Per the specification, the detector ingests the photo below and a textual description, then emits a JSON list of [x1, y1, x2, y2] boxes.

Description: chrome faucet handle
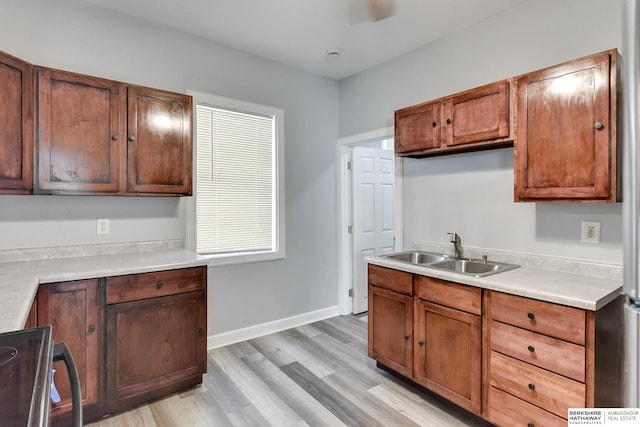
[[447, 232, 459, 243], [482, 255, 488, 264]]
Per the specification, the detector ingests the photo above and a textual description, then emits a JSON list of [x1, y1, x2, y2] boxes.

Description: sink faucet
[[448, 232, 462, 258]]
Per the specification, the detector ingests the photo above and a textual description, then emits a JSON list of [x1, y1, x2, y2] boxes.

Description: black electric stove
[[0, 326, 53, 427]]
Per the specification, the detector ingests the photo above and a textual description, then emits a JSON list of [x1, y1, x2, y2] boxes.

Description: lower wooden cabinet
[[415, 300, 481, 413], [28, 266, 207, 424], [368, 285, 413, 377], [367, 264, 623, 424], [36, 278, 105, 423], [106, 290, 206, 404]]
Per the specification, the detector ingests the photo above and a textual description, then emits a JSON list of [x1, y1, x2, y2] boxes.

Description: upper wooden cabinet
[[126, 86, 192, 195], [514, 49, 619, 202], [36, 67, 192, 196], [0, 50, 34, 194], [37, 68, 122, 194], [395, 80, 514, 157]]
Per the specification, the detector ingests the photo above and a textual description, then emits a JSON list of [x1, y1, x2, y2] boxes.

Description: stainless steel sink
[[382, 251, 446, 265], [429, 259, 519, 277], [380, 251, 519, 277]]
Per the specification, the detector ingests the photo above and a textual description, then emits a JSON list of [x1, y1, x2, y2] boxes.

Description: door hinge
[[348, 288, 354, 297], [348, 225, 353, 234], [347, 160, 353, 171]]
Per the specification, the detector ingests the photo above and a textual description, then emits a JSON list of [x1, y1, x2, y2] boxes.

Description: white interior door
[[352, 146, 395, 314]]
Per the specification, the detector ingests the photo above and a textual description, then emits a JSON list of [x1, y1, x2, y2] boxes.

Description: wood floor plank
[[212, 346, 305, 426], [281, 361, 386, 427], [242, 352, 348, 427], [88, 315, 489, 427]]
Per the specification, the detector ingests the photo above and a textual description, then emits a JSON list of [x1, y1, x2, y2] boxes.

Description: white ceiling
[[83, 0, 526, 80]]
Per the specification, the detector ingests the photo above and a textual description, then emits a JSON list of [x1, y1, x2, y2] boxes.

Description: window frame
[[188, 90, 285, 266]]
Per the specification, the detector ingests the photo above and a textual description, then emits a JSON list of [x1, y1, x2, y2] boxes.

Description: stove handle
[[52, 343, 82, 427]]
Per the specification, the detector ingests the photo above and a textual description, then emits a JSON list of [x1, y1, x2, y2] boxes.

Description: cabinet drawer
[[489, 386, 566, 427], [107, 267, 206, 304], [490, 291, 585, 345], [491, 320, 585, 382], [490, 351, 585, 418], [368, 264, 413, 296], [416, 275, 481, 315]]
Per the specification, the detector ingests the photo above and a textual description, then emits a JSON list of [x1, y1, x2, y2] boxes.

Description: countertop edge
[[365, 256, 623, 311]]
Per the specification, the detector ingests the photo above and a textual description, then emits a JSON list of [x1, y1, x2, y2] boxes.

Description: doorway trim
[[337, 127, 403, 315]]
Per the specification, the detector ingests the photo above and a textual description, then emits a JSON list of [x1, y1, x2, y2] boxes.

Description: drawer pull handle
[[156, 281, 164, 290], [527, 345, 535, 353], [528, 383, 535, 391], [88, 325, 96, 333], [527, 424, 534, 427], [527, 312, 535, 320]]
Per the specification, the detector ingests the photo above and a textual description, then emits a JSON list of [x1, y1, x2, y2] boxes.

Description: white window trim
[[186, 90, 285, 266]]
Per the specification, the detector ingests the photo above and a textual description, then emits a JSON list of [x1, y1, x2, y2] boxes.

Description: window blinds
[[196, 105, 275, 255]]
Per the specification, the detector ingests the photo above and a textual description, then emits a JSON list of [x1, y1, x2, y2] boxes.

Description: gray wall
[[0, 0, 339, 334], [339, 0, 624, 263]]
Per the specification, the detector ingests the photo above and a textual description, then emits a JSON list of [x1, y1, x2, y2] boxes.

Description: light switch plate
[[581, 220, 600, 244]]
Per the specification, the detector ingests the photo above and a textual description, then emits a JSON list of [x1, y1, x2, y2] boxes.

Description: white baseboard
[[207, 305, 342, 350]]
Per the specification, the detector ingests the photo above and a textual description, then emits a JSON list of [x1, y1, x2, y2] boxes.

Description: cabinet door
[[126, 86, 192, 195], [37, 68, 123, 194], [106, 291, 206, 402], [36, 279, 104, 417], [0, 51, 34, 194], [515, 50, 617, 201], [395, 101, 441, 154], [368, 285, 413, 376], [415, 300, 481, 414], [443, 80, 510, 148]]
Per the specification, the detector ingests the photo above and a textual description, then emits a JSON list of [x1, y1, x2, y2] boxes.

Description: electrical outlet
[[581, 220, 600, 244], [96, 218, 110, 235]]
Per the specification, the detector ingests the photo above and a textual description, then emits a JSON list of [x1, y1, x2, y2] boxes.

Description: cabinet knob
[[88, 325, 96, 333], [527, 312, 535, 320], [404, 335, 409, 341], [198, 328, 205, 337], [527, 345, 535, 353], [594, 122, 604, 130], [446, 118, 452, 125], [112, 135, 119, 141], [432, 121, 437, 128], [156, 281, 164, 290], [528, 424, 534, 427], [528, 383, 536, 391], [128, 135, 136, 141], [418, 341, 424, 346]]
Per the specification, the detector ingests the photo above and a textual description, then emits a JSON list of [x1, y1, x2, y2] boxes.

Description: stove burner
[[0, 346, 18, 366]]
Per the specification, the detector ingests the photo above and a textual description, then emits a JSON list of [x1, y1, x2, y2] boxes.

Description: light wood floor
[[88, 315, 490, 426]]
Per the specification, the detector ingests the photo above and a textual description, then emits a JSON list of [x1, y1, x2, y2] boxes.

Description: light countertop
[[0, 249, 209, 333], [366, 255, 622, 311]]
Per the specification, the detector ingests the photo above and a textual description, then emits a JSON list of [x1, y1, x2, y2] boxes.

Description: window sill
[[199, 250, 285, 267]]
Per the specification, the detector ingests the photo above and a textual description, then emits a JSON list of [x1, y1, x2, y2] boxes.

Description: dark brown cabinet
[[414, 276, 482, 414], [126, 86, 192, 195], [395, 101, 441, 155], [36, 68, 122, 194], [368, 264, 413, 377], [514, 49, 620, 202], [394, 80, 513, 157], [105, 268, 206, 409], [36, 67, 192, 196], [35, 279, 105, 421], [368, 265, 482, 414], [29, 266, 206, 424], [0, 50, 34, 194]]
